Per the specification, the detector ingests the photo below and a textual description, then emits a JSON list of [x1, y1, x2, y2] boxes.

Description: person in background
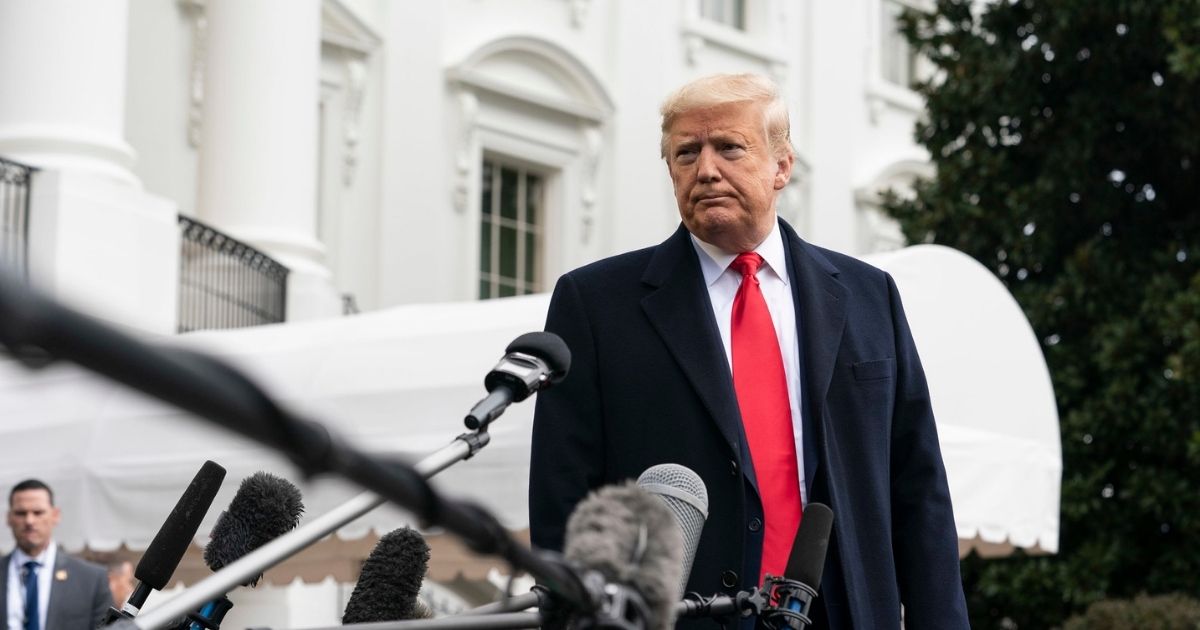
[[3, 480, 111, 630], [105, 559, 134, 609]]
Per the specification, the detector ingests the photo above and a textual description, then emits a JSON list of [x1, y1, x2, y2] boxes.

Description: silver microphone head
[[636, 463, 709, 598]]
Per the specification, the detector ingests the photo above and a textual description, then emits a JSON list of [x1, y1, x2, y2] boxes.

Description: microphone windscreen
[[784, 502, 834, 589], [506, 332, 571, 383], [564, 482, 684, 630], [636, 463, 708, 599], [135, 461, 227, 590], [342, 527, 432, 624], [202, 471, 304, 586]]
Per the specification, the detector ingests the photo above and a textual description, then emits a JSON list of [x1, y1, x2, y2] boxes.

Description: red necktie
[[730, 252, 802, 582]]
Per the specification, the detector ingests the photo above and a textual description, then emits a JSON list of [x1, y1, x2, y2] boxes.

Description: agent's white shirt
[[7, 541, 56, 630]]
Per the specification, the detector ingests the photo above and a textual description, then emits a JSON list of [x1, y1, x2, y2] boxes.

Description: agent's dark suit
[[529, 219, 969, 629], [1, 548, 111, 630]]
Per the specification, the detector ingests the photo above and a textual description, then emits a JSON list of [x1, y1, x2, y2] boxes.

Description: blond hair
[[659, 73, 793, 160]]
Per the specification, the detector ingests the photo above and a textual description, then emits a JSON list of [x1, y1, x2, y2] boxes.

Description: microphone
[[762, 503, 834, 630], [182, 472, 304, 630], [465, 332, 571, 429], [342, 527, 432, 624], [635, 464, 708, 600], [562, 481, 685, 630], [104, 461, 227, 623]]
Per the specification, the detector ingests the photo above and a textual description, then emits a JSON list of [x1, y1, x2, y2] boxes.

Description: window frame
[[866, 0, 933, 120], [478, 155, 547, 299]]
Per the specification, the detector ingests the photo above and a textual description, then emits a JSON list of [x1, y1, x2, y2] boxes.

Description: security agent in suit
[[529, 74, 970, 629], [3, 480, 111, 630]]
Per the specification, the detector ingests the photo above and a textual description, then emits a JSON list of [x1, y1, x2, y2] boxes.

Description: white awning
[[0, 244, 1059, 575], [865, 245, 1061, 555]]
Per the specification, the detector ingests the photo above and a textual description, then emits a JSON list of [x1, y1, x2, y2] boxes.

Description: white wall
[[4, 0, 933, 324], [125, 0, 200, 215], [114, 0, 932, 316]]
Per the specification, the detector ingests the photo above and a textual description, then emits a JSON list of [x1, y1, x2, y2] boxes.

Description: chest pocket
[[852, 358, 895, 381]]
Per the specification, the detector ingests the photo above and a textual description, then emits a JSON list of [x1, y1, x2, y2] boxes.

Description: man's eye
[[722, 144, 744, 153]]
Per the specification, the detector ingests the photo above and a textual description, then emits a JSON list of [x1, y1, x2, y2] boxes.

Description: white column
[[0, 0, 138, 185], [197, 0, 340, 320], [0, 0, 179, 334]]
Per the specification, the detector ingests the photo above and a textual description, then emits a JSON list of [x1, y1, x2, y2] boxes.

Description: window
[[699, 0, 746, 30], [881, 0, 920, 88], [854, 160, 932, 255], [479, 158, 544, 299]]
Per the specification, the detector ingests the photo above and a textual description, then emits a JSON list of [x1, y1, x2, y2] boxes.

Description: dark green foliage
[[885, 1, 1200, 627], [1063, 593, 1200, 630]]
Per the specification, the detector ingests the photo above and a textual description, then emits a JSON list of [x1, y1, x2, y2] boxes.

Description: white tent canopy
[[0, 244, 1059, 567], [872, 245, 1060, 555]]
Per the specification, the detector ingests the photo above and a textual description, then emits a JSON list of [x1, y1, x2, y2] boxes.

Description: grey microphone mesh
[[636, 463, 709, 598]]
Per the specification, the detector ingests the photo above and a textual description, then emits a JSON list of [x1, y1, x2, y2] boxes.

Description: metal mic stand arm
[[676, 587, 768, 621], [461, 587, 546, 615], [124, 430, 490, 630], [251, 611, 545, 630]]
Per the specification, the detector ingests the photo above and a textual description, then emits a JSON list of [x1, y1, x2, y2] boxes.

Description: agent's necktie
[[730, 252, 802, 582], [23, 560, 40, 630]]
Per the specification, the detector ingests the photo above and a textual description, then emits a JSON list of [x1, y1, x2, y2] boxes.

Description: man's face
[[7, 489, 60, 556], [108, 561, 135, 606], [665, 101, 793, 253]]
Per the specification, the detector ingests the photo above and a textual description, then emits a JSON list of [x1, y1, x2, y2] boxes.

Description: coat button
[[720, 570, 739, 588], [730, 460, 739, 476], [748, 517, 762, 532]]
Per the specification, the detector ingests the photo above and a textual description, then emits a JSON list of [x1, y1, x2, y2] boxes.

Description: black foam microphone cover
[[203, 471, 304, 586], [342, 527, 432, 624], [506, 331, 571, 384], [135, 460, 227, 590], [784, 503, 834, 589]]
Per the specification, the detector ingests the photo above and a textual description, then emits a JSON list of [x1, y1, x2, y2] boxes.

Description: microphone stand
[[261, 588, 763, 630], [130, 430, 491, 630], [676, 588, 768, 621], [252, 612, 545, 630], [461, 589, 544, 615], [0, 276, 594, 630]]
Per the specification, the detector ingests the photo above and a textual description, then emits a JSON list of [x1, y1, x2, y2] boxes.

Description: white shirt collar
[[12, 541, 54, 569], [689, 217, 789, 287]]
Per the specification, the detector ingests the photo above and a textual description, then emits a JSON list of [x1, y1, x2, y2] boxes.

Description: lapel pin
[[55, 569, 68, 581]]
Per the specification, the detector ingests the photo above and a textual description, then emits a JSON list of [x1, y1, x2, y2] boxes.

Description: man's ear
[[774, 151, 795, 190]]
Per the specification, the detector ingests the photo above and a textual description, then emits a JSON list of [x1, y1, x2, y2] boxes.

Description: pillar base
[[0, 124, 140, 187], [224, 226, 344, 322], [27, 170, 178, 334]]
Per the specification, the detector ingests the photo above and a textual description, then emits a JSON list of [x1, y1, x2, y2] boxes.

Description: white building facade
[[0, 0, 943, 625], [1, 0, 931, 332]]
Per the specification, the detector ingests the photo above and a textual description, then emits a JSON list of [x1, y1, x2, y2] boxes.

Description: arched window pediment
[[447, 36, 613, 124]]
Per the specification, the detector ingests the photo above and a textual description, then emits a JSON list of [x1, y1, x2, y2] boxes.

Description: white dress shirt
[[690, 219, 807, 504], [7, 542, 55, 630]]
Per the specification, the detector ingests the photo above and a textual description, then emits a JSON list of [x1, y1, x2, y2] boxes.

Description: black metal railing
[[1, 156, 36, 278], [178, 215, 288, 333]]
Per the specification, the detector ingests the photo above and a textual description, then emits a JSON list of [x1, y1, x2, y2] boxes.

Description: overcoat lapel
[[640, 226, 748, 469], [779, 220, 847, 496], [44, 547, 69, 630], [0, 553, 8, 623]]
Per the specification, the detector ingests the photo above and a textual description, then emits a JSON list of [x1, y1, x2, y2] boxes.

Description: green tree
[[886, 1, 1200, 627]]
